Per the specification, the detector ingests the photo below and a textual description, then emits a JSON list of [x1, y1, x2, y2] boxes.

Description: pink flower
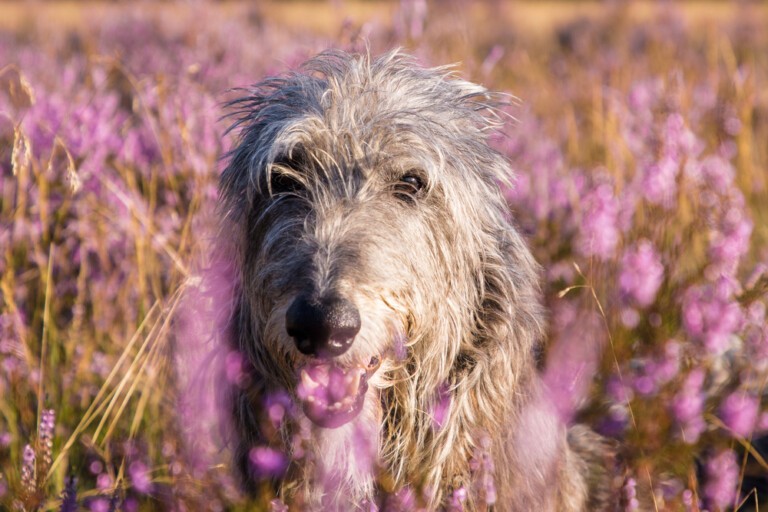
[[671, 370, 706, 444], [623, 477, 639, 511], [430, 382, 452, 429], [682, 281, 743, 354], [249, 447, 288, 478], [128, 461, 152, 494], [703, 450, 739, 509], [619, 240, 664, 307], [89, 498, 110, 512], [719, 392, 759, 438], [576, 183, 620, 260]]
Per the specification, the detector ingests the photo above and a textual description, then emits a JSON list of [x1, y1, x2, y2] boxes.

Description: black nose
[[286, 295, 361, 357]]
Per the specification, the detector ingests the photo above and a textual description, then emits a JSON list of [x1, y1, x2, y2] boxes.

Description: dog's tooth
[[346, 370, 361, 395], [301, 369, 319, 390]]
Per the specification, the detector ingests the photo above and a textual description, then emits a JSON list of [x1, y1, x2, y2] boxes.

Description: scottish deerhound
[[218, 49, 617, 510]]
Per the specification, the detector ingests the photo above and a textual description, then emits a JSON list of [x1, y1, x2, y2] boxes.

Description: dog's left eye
[[393, 173, 426, 201], [269, 173, 303, 195]]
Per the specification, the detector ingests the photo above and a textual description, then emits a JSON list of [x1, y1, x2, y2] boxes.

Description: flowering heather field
[[1, 1, 768, 510]]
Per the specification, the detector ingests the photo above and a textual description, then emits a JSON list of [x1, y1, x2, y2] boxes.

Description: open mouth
[[296, 356, 381, 428]]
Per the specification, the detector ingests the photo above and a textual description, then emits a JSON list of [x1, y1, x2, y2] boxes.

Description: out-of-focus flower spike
[[59, 476, 78, 512]]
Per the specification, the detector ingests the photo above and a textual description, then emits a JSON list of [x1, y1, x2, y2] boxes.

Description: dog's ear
[[447, 187, 546, 437], [479, 223, 543, 361]]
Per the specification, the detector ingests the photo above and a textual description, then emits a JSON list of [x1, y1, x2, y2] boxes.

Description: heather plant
[[1, 2, 767, 510]]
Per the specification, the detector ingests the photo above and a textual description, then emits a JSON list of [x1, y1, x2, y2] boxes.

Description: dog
[[216, 49, 617, 511]]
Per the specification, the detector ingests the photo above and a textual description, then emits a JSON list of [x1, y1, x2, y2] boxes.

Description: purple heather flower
[[719, 391, 759, 438], [350, 423, 378, 479], [606, 376, 634, 403], [249, 447, 288, 478], [623, 477, 639, 511], [621, 308, 640, 328], [89, 460, 103, 475], [122, 497, 139, 512], [627, 78, 663, 113], [21, 443, 36, 494], [633, 375, 655, 396], [619, 239, 664, 307], [224, 350, 247, 386], [743, 301, 768, 362], [89, 498, 110, 512], [387, 486, 419, 511], [38, 408, 55, 470], [703, 450, 739, 509], [544, 303, 604, 421], [576, 182, 620, 260], [265, 391, 293, 428], [758, 412, 768, 433], [96, 473, 113, 490], [467, 437, 497, 505], [697, 155, 736, 190], [23, 443, 35, 464], [481, 45, 505, 77], [430, 382, 452, 429], [664, 113, 701, 157], [724, 116, 742, 136], [746, 301, 766, 325], [394, 0, 428, 39], [708, 203, 752, 278], [446, 486, 467, 511], [682, 281, 743, 354], [681, 489, 697, 510], [640, 156, 679, 208], [128, 461, 152, 494], [671, 369, 706, 444], [629, 341, 682, 399]]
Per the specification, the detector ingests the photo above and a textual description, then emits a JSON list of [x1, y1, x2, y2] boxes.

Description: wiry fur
[[218, 49, 618, 511]]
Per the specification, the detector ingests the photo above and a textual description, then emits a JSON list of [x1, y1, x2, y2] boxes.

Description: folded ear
[[391, 188, 545, 505], [445, 221, 545, 442]]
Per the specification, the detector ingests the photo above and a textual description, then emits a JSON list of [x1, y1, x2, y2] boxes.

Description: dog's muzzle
[[286, 294, 382, 428]]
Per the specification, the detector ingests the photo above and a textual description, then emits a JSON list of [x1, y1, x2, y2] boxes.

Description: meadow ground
[[1, 1, 767, 510]]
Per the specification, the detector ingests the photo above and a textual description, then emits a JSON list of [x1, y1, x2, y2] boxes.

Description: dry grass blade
[[37, 243, 55, 438], [98, 174, 189, 277], [46, 301, 161, 480], [98, 287, 184, 447]]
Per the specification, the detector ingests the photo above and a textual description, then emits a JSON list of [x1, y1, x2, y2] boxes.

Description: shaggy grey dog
[[218, 49, 617, 511]]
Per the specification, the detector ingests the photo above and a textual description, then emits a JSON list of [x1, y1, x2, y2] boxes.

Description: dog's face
[[245, 144, 442, 428], [221, 51, 540, 436]]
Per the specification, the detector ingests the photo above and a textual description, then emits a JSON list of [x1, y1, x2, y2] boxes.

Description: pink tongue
[[298, 364, 359, 404], [296, 363, 367, 428], [328, 367, 351, 402]]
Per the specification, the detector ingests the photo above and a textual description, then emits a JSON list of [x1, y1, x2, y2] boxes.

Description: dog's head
[[219, 50, 543, 441]]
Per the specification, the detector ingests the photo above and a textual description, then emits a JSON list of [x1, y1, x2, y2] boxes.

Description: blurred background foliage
[[0, 1, 767, 510]]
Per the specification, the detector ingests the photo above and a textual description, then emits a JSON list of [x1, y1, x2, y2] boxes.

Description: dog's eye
[[269, 172, 303, 196], [393, 173, 426, 202]]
